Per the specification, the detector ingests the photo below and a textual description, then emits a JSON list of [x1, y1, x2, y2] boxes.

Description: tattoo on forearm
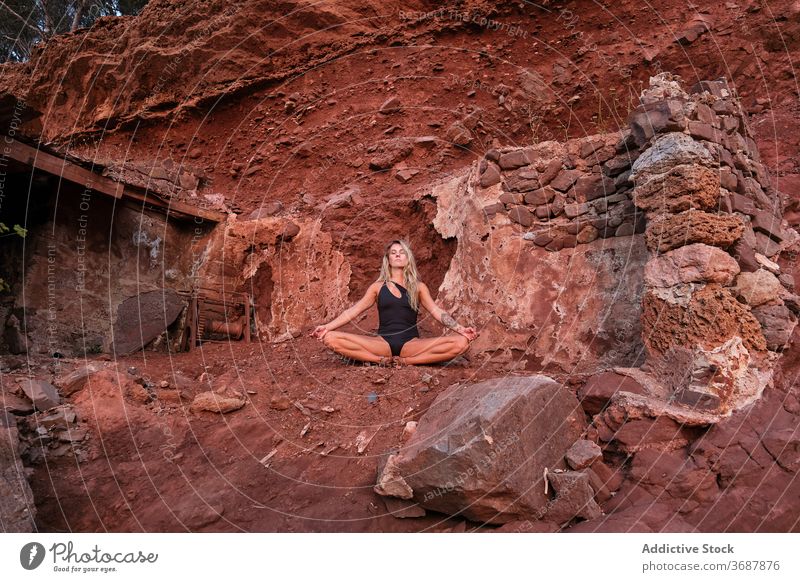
[[441, 311, 460, 330]]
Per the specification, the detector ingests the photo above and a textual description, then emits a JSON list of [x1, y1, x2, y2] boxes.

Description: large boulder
[[111, 289, 185, 355], [374, 375, 586, 524], [20, 379, 61, 411]]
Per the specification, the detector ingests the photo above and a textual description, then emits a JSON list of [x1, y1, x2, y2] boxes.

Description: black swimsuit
[[377, 282, 420, 356]]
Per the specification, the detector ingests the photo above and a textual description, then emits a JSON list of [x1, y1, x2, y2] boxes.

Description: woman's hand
[[457, 326, 479, 342], [310, 325, 331, 341]]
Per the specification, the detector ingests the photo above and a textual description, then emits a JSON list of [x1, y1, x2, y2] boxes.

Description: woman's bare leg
[[323, 331, 392, 363], [397, 334, 469, 365]]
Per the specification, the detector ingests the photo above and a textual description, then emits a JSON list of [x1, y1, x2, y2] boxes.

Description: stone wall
[[479, 131, 644, 250], [628, 74, 798, 416]]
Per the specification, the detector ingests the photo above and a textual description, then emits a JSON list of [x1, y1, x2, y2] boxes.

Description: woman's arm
[[417, 282, 478, 340], [311, 281, 380, 338]]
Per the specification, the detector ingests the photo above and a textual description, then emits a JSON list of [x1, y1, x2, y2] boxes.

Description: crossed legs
[[323, 331, 469, 365]]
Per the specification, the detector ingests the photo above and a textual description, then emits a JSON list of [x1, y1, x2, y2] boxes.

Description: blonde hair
[[376, 239, 420, 311]]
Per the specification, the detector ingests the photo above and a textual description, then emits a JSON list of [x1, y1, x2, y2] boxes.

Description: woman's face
[[387, 243, 409, 269]]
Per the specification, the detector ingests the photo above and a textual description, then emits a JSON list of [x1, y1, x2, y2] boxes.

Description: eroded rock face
[[429, 142, 648, 372], [646, 284, 766, 355], [633, 163, 721, 215], [198, 215, 351, 342], [374, 375, 586, 524]]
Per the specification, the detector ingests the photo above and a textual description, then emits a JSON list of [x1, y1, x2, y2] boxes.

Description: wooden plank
[[244, 294, 251, 343], [5, 138, 122, 198], [186, 295, 198, 352], [4, 136, 225, 223], [120, 185, 225, 223], [198, 287, 247, 304]]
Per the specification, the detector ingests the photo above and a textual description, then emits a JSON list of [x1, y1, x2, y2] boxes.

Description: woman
[[310, 239, 478, 366]]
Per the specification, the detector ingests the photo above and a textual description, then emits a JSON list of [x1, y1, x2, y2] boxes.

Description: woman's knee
[[323, 331, 339, 349], [454, 334, 469, 354]]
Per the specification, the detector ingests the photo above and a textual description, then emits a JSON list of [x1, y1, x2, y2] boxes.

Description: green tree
[[0, 1, 149, 62]]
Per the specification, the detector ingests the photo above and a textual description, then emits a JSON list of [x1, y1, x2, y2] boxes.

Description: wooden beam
[[4, 137, 122, 198], [120, 185, 224, 223], [2, 136, 226, 223]]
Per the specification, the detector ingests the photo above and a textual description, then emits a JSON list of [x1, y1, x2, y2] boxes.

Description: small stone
[[483, 202, 504, 217], [395, 168, 420, 183], [38, 405, 77, 429], [577, 225, 599, 244], [546, 470, 603, 523], [523, 187, 556, 206], [565, 440, 603, 470], [563, 202, 590, 219], [270, 394, 291, 410], [479, 163, 501, 188], [56, 363, 104, 397], [549, 169, 581, 192], [508, 206, 533, 227], [733, 270, 784, 306], [383, 496, 426, 518], [615, 222, 635, 237], [499, 192, 524, 206], [402, 421, 418, 442], [498, 149, 531, 170], [779, 273, 795, 291], [445, 122, 472, 146], [190, 391, 246, 414], [751, 304, 797, 351], [754, 253, 780, 274], [379, 96, 401, 114]]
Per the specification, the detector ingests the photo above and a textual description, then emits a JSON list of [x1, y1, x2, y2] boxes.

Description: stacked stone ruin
[[479, 128, 645, 251], [629, 75, 797, 417]]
